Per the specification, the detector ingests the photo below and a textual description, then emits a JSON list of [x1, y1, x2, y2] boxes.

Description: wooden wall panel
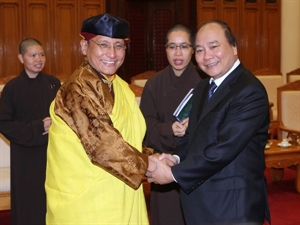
[[220, 1, 240, 38], [25, 0, 52, 73], [240, 3, 261, 71], [196, 0, 218, 27], [0, 1, 23, 81], [148, 1, 175, 72], [197, 0, 281, 73], [25, 1, 50, 40], [108, 0, 195, 81], [81, 1, 105, 19], [0, 0, 105, 84], [53, 1, 78, 78], [127, 5, 147, 76], [262, 2, 280, 71], [151, 8, 173, 71], [0, 0, 281, 84]]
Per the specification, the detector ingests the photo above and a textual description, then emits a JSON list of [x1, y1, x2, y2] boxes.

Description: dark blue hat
[[80, 13, 130, 43]]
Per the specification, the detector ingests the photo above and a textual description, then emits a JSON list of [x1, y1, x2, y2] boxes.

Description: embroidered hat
[[80, 13, 130, 43]]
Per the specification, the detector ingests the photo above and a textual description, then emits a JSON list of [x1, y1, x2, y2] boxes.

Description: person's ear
[[18, 54, 24, 64], [232, 46, 238, 56], [80, 40, 88, 55]]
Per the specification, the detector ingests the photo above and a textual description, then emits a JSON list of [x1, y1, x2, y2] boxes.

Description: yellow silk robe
[[45, 59, 149, 224]]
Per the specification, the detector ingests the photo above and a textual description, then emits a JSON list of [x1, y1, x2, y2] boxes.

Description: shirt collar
[[210, 59, 240, 87]]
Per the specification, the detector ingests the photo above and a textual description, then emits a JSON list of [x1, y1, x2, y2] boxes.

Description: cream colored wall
[[0, 134, 10, 168], [281, 0, 300, 82], [0, 85, 10, 168]]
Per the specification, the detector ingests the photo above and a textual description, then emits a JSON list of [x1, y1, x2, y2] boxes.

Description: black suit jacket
[[172, 63, 271, 225]]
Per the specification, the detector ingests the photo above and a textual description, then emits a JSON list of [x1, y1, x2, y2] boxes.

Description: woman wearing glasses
[[45, 14, 150, 224], [140, 24, 202, 225]]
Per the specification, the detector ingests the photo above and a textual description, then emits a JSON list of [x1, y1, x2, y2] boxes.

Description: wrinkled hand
[[147, 153, 177, 172], [147, 153, 160, 172], [172, 118, 189, 137], [146, 154, 176, 185], [42, 117, 52, 135], [159, 153, 178, 166]]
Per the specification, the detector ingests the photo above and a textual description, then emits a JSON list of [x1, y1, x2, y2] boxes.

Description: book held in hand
[[173, 88, 194, 122]]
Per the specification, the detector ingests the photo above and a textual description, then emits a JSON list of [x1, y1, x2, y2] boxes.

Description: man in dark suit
[[146, 20, 271, 225]]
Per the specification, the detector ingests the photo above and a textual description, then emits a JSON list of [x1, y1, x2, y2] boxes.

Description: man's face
[[195, 23, 237, 79], [18, 45, 46, 78], [165, 30, 194, 77], [80, 35, 126, 76]]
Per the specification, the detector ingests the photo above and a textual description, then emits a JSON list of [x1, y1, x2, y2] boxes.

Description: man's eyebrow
[[195, 40, 219, 48], [207, 40, 218, 45]]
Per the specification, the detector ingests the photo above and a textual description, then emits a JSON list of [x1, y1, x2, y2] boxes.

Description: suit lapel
[[197, 64, 246, 124], [196, 83, 210, 120], [187, 79, 207, 137], [198, 85, 230, 123]]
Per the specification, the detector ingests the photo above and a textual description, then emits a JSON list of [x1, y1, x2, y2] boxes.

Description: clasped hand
[[146, 153, 177, 185]]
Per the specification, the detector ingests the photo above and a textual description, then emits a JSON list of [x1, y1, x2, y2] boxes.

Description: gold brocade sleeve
[[54, 62, 148, 189]]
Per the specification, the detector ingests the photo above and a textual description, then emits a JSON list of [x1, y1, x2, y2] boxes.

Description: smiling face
[[166, 30, 194, 77], [18, 44, 46, 78], [80, 35, 126, 76], [195, 22, 238, 79]]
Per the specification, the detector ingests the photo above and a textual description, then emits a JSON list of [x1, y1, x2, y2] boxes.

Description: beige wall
[[281, 0, 300, 81], [0, 85, 10, 167], [0, 134, 10, 168]]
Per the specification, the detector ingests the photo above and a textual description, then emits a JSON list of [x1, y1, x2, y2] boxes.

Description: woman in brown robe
[[0, 38, 61, 225], [140, 24, 202, 225]]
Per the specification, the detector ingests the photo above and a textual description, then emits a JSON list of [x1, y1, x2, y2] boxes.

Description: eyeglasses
[[165, 44, 193, 51], [89, 39, 126, 52]]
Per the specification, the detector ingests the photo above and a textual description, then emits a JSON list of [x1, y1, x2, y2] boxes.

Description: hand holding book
[[173, 88, 194, 122], [172, 118, 189, 137]]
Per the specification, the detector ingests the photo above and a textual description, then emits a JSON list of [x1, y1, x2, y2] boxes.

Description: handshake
[[145, 153, 178, 185]]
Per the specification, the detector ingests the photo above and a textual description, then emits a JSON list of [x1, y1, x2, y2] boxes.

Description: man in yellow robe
[[45, 13, 150, 224]]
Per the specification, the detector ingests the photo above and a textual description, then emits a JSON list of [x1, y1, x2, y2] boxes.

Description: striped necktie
[[207, 80, 217, 102]]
